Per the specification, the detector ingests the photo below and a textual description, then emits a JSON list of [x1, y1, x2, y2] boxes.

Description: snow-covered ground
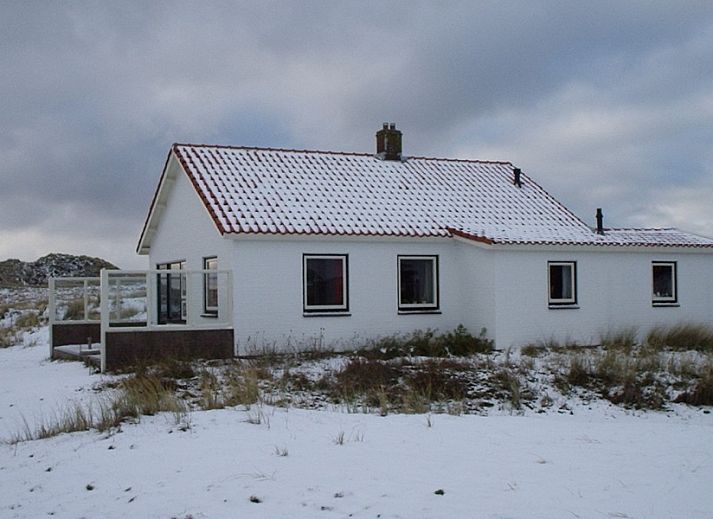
[[1, 331, 713, 518]]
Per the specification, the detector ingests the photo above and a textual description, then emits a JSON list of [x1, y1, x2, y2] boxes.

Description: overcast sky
[[2, 2, 712, 268]]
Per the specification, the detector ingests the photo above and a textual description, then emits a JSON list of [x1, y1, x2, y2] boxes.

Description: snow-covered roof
[[136, 143, 713, 252], [599, 228, 713, 247]]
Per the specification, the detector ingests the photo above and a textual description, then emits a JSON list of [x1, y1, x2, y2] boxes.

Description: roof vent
[[596, 208, 605, 235], [513, 167, 522, 187], [376, 122, 402, 161]]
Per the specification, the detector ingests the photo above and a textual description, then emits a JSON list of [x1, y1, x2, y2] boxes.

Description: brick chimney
[[376, 123, 402, 161]]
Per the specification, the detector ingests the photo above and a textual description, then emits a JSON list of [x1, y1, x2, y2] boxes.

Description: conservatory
[[48, 269, 234, 371]]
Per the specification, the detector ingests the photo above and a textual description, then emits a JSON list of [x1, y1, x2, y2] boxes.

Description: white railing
[[48, 277, 102, 324], [48, 277, 102, 359], [99, 269, 233, 332], [50, 269, 233, 371]]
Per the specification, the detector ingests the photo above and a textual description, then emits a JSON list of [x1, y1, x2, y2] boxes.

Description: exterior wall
[[144, 160, 712, 353], [455, 242, 497, 342], [491, 248, 713, 348], [148, 160, 234, 327], [231, 236, 472, 353]]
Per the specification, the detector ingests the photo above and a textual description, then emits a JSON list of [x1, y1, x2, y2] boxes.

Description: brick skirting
[[104, 328, 234, 371], [51, 323, 101, 351]]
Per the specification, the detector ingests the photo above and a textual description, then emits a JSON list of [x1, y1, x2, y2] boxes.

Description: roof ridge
[[172, 143, 512, 165], [173, 142, 374, 158]]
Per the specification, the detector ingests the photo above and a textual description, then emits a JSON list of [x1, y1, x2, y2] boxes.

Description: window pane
[[400, 259, 435, 305], [306, 258, 344, 307], [653, 265, 673, 298], [205, 258, 218, 310], [157, 261, 185, 324], [550, 264, 573, 300]]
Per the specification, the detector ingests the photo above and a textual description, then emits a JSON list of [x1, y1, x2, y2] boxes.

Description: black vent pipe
[[596, 208, 604, 234], [513, 167, 522, 187]]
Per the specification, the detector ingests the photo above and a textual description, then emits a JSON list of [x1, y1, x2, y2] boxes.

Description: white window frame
[[203, 256, 218, 315], [303, 254, 349, 313], [548, 261, 577, 306], [398, 255, 439, 311], [652, 261, 677, 305]]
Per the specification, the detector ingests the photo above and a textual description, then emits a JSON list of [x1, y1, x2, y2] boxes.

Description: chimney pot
[[376, 123, 403, 161]]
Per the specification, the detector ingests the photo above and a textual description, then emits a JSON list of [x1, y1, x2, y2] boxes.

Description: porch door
[[157, 261, 186, 324]]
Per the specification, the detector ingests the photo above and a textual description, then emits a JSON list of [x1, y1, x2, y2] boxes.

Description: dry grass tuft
[[224, 364, 261, 407], [360, 325, 493, 360], [600, 327, 639, 352], [646, 323, 713, 352], [675, 364, 713, 405], [5, 373, 187, 444], [0, 326, 17, 348]]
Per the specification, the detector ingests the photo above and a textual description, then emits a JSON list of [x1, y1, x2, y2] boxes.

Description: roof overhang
[[136, 149, 177, 255]]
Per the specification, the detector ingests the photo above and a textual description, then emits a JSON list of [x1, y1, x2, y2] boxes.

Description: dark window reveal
[[157, 260, 186, 324], [548, 261, 577, 306], [398, 256, 438, 310], [204, 257, 218, 314], [303, 255, 348, 312], [652, 262, 677, 304]]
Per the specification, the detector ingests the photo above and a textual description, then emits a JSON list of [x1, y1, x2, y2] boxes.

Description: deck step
[[53, 344, 100, 364]]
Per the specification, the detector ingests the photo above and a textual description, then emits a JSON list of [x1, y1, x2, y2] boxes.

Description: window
[[398, 255, 439, 311], [203, 257, 218, 315], [303, 255, 348, 312], [548, 261, 577, 306], [157, 260, 186, 324], [652, 261, 677, 305]]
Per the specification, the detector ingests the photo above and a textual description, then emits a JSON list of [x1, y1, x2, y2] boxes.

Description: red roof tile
[[140, 143, 713, 250]]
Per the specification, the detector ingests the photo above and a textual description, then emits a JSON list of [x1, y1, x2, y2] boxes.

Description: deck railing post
[[146, 271, 154, 329], [100, 269, 109, 373], [83, 279, 89, 322], [226, 270, 234, 329], [48, 277, 55, 360]]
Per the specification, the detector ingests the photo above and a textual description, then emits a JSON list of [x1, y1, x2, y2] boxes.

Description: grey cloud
[[1, 1, 713, 268]]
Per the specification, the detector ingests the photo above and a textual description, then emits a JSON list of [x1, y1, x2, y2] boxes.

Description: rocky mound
[[0, 253, 118, 287]]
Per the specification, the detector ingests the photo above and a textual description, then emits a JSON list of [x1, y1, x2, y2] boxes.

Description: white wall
[[147, 159, 234, 326], [455, 242, 497, 342], [491, 248, 713, 348], [230, 236, 472, 353], [146, 161, 713, 352]]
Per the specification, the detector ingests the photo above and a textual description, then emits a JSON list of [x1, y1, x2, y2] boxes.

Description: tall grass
[[360, 325, 493, 359], [0, 327, 16, 348], [600, 327, 639, 352], [4, 373, 187, 444], [646, 323, 713, 352]]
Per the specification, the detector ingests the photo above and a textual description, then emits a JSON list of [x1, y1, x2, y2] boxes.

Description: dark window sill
[[398, 310, 442, 315], [303, 312, 351, 317], [548, 305, 579, 310], [201, 313, 218, 318], [652, 303, 680, 308]]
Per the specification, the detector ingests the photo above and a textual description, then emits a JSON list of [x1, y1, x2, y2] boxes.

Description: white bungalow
[[137, 122, 713, 348], [50, 124, 713, 370]]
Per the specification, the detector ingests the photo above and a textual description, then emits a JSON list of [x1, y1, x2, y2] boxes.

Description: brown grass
[[360, 325, 493, 359], [5, 373, 187, 444], [0, 327, 16, 348], [600, 327, 639, 352], [646, 323, 713, 352], [675, 365, 713, 405]]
